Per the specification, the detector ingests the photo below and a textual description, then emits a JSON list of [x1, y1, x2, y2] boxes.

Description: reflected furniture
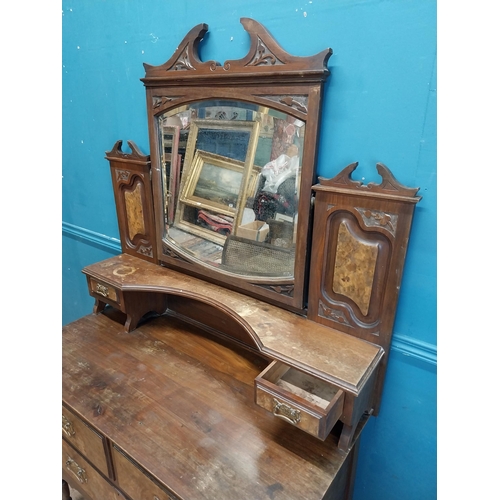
[[62, 18, 420, 500]]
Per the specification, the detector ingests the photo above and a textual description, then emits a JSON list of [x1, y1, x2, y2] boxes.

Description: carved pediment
[[142, 18, 332, 83], [105, 140, 149, 162], [317, 163, 422, 202]]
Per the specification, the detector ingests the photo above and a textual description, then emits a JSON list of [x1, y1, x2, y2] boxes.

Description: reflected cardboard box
[[237, 221, 269, 242]]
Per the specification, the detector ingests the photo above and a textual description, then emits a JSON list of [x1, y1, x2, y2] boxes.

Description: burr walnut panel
[[124, 180, 146, 240], [332, 220, 379, 316], [323, 211, 391, 330]]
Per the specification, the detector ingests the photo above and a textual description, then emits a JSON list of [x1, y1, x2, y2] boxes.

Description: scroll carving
[[173, 47, 196, 71], [318, 163, 421, 201], [257, 95, 308, 114], [152, 96, 174, 108], [137, 244, 154, 258], [143, 18, 332, 81], [105, 140, 149, 162], [355, 207, 398, 236], [318, 300, 352, 327], [248, 37, 282, 66], [257, 284, 294, 297], [116, 169, 130, 182], [279, 96, 308, 113]]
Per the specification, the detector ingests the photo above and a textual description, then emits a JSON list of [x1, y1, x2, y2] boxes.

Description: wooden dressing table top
[[83, 254, 383, 396], [63, 310, 367, 500]]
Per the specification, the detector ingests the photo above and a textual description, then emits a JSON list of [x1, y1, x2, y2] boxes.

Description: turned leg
[[62, 479, 72, 500]]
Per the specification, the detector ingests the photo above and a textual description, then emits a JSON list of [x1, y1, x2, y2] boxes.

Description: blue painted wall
[[62, 1, 436, 498]]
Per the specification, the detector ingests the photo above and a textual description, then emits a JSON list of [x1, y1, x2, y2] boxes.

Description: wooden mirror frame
[[141, 18, 332, 313]]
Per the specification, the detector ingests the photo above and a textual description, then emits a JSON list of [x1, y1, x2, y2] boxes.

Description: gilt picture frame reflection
[[180, 150, 258, 216], [183, 119, 261, 178]]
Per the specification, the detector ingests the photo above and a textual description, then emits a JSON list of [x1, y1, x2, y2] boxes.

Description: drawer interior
[[273, 366, 339, 409], [260, 361, 341, 409]]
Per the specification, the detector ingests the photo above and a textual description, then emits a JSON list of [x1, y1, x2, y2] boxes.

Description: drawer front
[[255, 361, 345, 440], [62, 405, 109, 475], [89, 278, 120, 304], [63, 439, 123, 500], [112, 445, 179, 500], [255, 384, 322, 436]]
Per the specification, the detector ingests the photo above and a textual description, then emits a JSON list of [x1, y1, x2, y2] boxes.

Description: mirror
[[159, 100, 305, 280], [142, 18, 332, 310]]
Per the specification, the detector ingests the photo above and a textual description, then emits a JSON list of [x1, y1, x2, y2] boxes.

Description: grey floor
[[68, 485, 84, 500]]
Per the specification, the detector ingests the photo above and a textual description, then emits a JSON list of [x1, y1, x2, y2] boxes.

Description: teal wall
[[62, 1, 436, 499]]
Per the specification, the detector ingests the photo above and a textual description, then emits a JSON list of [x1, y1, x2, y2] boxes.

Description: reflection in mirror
[[159, 100, 305, 280]]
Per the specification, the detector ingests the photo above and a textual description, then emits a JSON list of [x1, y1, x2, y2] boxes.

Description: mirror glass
[[159, 100, 305, 279]]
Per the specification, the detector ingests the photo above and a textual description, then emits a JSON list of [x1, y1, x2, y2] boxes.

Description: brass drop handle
[[95, 283, 109, 297], [272, 398, 301, 425], [62, 415, 75, 437], [66, 457, 88, 484]]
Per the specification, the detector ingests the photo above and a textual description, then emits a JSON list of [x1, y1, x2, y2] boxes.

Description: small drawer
[[89, 278, 120, 305], [62, 439, 123, 500], [62, 405, 109, 475], [255, 361, 345, 440], [112, 445, 179, 500]]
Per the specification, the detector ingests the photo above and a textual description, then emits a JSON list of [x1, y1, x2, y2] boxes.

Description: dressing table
[[62, 18, 420, 500]]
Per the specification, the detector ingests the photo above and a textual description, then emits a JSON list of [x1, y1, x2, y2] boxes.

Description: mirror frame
[[142, 18, 332, 313]]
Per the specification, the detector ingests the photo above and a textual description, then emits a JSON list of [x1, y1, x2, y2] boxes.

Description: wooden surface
[[63, 310, 365, 500], [308, 163, 421, 413], [83, 253, 383, 396]]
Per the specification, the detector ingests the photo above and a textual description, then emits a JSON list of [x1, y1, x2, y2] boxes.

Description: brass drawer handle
[[65, 457, 88, 484], [273, 398, 301, 425], [62, 415, 75, 437], [95, 283, 110, 297]]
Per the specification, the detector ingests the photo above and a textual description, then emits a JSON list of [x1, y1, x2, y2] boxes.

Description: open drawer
[[255, 360, 345, 440]]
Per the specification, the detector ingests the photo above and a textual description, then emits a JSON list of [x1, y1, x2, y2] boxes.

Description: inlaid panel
[[332, 221, 378, 316], [321, 212, 390, 331], [124, 180, 146, 240]]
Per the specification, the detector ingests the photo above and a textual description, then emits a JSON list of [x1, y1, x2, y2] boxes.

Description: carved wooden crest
[[142, 18, 332, 84], [105, 140, 149, 163], [317, 163, 421, 202]]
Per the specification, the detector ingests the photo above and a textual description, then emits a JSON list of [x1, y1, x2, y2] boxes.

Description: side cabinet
[[307, 163, 421, 416], [106, 140, 157, 263]]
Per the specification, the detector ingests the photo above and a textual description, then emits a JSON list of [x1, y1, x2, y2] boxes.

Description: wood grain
[[83, 253, 383, 396], [63, 311, 359, 500]]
